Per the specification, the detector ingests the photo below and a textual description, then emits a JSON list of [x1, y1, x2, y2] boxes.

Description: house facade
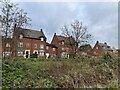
[[12, 27, 47, 58], [1, 27, 75, 58], [79, 44, 93, 55], [46, 42, 57, 58], [1, 26, 117, 58], [92, 41, 113, 56], [2, 36, 12, 57], [51, 33, 75, 58]]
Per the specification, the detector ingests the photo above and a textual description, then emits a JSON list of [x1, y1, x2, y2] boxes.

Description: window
[[46, 46, 49, 50], [18, 49, 23, 56], [19, 34, 23, 39], [6, 43, 10, 47], [39, 50, 44, 56], [3, 52, 11, 56], [96, 46, 98, 49], [34, 43, 37, 48], [33, 50, 38, 54], [53, 48, 55, 51], [62, 48, 64, 51], [41, 37, 44, 41], [26, 43, 30, 48], [61, 41, 64, 45], [66, 48, 69, 51], [18, 42, 23, 47], [40, 44, 44, 49]]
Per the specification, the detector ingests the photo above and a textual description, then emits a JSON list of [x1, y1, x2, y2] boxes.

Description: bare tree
[[0, 0, 31, 38], [0, 0, 31, 59], [61, 20, 93, 58]]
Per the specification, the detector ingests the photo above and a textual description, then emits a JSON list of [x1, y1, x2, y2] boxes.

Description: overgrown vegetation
[[2, 56, 118, 89]]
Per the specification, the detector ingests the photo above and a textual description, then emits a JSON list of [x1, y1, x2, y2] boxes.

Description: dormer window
[[41, 37, 44, 41], [61, 41, 64, 45], [6, 43, 10, 47], [19, 34, 23, 39]]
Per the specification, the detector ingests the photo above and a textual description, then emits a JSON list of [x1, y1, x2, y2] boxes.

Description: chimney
[[54, 33, 56, 36], [96, 41, 99, 43], [104, 42, 107, 45], [40, 29, 43, 32]]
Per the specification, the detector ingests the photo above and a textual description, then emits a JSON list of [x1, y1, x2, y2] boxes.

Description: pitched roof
[[98, 42, 112, 51], [79, 44, 92, 51], [14, 27, 46, 39], [57, 35, 75, 45], [46, 42, 57, 48]]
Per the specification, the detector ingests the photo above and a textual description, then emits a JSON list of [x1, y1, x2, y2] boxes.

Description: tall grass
[[2, 56, 118, 88]]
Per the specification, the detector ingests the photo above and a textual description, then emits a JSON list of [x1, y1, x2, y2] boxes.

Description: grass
[[2, 56, 119, 88]]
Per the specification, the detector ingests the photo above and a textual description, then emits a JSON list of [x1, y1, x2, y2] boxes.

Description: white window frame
[[19, 34, 23, 39], [34, 43, 37, 48], [26, 43, 30, 48], [3, 52, 11, 56], [6, 43, 10, 47], [39, 50, 44, 56], [40, 44, 44, 49], [53, 48, 55, 51], [62, 47, 64, 51], [33, 50, 38, 54], [41, 37, 44, 41], [62, 41, 64, 45], [46, 46, 49, 50], [18, 50, 23, 56], [18, 42, 23, 47]]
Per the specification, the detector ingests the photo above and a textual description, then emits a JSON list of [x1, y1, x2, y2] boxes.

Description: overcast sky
[[15, 1, 118, 48]]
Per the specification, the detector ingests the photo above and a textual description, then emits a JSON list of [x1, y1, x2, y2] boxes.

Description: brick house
[[12, 27, 47, 58], [51, 33, 75, 58], [79, 44, 93, 55], [46, 42, 57, 58], [92, 41, 113, 56], [1, 36, 12, 57]]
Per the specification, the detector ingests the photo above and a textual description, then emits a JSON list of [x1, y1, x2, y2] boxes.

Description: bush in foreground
[[2, 56, 118, 88]]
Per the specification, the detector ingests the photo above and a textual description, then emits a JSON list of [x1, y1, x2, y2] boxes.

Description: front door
[[25, 50, 30, 58], [26, 51, 29, 58]]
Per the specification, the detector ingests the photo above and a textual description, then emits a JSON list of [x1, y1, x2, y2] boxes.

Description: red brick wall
[[51, 34, 62, 57], [13, 37, 46, 58], [46, 46, 57, 57], [92, 41, 104, 56], [51, 34, 72, 57]]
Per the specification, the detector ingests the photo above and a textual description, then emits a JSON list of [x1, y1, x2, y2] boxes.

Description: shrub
[[107, 80, 118, 89], [30, 54, 38, 58], [103, 52, 112, 61]]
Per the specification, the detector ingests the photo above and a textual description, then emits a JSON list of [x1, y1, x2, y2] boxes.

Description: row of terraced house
[[1, 26, 118, 58]]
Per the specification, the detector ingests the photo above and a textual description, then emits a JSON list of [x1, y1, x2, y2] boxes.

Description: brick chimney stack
[[104, 42, 107, 45], [96, 41, 99, 43], [40, 29, 43, 32]]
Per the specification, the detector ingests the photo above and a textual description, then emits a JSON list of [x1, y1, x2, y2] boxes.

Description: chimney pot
[[104, 42, 107, 44], [40, 29, 43, 32]]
